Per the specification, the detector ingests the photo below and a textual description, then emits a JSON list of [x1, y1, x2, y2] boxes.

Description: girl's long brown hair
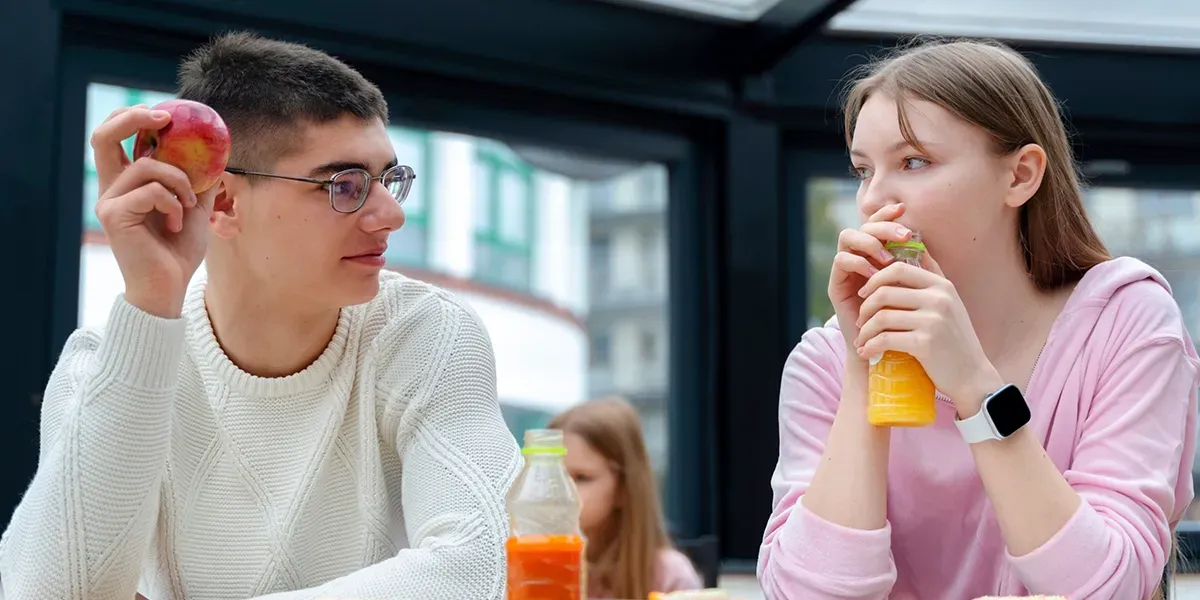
[[842, 37, 1111, 291], [549, 397, 673, 600]]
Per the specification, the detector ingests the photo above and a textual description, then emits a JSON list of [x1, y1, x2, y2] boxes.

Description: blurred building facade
[[582, 166, 672, 472]]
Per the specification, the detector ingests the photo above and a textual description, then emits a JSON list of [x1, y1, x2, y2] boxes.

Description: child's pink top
[[588, 548, 703, 598]]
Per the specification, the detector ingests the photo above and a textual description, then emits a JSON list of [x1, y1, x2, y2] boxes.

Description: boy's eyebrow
[[307, 161, 370, 179], [307, 158, 399, 179]]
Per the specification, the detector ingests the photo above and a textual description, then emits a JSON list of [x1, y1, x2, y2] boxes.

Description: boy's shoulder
[[355, 270, 490, 352]]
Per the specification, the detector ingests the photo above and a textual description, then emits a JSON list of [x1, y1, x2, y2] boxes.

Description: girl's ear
[[1004, 143, 1047, 209]]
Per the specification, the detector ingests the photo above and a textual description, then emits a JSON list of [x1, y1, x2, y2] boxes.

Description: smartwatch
[[954, 383, 1031, 444]]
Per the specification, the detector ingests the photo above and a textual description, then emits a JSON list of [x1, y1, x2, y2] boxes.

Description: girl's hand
[[827, 203, 914, 360], [852, 250, 1003, 416]]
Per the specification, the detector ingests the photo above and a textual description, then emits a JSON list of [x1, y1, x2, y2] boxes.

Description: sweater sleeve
[[247, 296, 521, 600], [0, 295, 186, 600], [757, 327, 896, 600], [1007, 335, 1199, 599]]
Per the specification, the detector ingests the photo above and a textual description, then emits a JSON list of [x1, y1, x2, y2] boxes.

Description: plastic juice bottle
[[867, 233, 937, 427], [506, 429, 586, 600]]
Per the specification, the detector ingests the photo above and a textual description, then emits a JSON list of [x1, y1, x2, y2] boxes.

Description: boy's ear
[[209, 175, 241, 239]]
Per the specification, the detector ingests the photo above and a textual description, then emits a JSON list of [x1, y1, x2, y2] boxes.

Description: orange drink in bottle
[[867, 233, 936, 427]]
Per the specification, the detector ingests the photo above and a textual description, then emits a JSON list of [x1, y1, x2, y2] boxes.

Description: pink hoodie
[[758, 258, 1199, 599]]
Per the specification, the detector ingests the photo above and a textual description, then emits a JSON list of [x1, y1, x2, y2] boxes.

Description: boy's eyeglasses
[[224, 164, 415, 214]]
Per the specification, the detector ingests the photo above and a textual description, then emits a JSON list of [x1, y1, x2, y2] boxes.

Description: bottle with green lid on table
[[506, 429, 586, 600]]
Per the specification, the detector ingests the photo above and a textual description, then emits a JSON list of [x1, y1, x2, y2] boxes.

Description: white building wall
[[648, 227, 669, 297], [609, 321, 645, 391], [609, 228, 645, 292], [427, 133, 476, 279], [532, 172, 588, 315]]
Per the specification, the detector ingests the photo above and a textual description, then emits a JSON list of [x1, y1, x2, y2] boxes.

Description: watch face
[[986, 385, 1031, 437]]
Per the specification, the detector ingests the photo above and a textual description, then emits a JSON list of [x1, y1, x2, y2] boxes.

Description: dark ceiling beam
[[732, 0, 858, 78], [54, 0, 1200, 144], [769, 34, 1200, 127], [59, 0, 746, 113]]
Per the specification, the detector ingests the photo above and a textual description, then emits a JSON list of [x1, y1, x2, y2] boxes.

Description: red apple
[[132, 99, 231, 194]]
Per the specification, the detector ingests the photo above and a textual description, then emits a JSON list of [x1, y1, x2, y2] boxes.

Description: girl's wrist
[[839, 363, 871, 414]]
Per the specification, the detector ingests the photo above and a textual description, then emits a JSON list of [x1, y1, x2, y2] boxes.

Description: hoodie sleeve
[[1008, 284, 1200, 599], [757, 327, 896, 600]]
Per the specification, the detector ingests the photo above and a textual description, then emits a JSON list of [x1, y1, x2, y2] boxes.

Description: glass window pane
[[384, 225, 426, 266], [582, 164, 671, 477], [474, 160, 492, 234], [387, 128, 426, 215], [590, 331, 611, 366], [590, 234, 611, 297], [805, 177, 861, 329], [384, 128, 429, 268], [498, 170, 529, 244], [589, 180, 616, 211], [83, 171, 100, 233], [85, 84, 127, 171], [140, 90, 178, 109]]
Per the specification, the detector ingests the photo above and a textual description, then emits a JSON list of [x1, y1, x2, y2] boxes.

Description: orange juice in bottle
[[867, 233, 936, 427], [507, 429, 586, 600]]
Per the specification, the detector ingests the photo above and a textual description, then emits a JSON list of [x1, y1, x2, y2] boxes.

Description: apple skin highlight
[[133, 99, 232, 194]]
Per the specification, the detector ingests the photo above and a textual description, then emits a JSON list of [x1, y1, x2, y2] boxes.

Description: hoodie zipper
[[935, 344, 1046, 407], [1025, 345, 1045, 392]]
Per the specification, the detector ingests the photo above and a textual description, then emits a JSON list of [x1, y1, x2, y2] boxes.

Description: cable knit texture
[[0, 270, 522, 600]]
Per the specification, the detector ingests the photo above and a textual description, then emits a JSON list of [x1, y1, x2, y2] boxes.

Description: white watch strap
[[955, 407, 997, 444]]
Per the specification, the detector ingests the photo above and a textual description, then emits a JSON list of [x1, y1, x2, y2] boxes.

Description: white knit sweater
[[0, 270, 522, 600]]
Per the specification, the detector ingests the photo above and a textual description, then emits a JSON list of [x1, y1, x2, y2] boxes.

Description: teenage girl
[[758, 38, 1198, 600]]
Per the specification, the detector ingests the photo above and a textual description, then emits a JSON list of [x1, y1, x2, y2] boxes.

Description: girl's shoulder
[[653, 548, 704, 593]]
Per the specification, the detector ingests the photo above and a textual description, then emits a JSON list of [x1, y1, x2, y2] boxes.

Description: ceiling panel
[[828, 0, 1200, 51]]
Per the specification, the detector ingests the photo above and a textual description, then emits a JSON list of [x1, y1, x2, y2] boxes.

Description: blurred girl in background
[[549, 397, 703, 599]]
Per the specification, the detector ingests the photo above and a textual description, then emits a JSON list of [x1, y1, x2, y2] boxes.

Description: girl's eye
[[904, 157, 930, 170], [849, 165, 873, 180]]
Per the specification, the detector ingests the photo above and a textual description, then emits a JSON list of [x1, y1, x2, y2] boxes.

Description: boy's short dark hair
[[178, 31, 389, 171]]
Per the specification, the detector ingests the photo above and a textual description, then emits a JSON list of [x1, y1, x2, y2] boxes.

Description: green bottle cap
[[884, 240, 926, 252], [521, 428, 568, 456]]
